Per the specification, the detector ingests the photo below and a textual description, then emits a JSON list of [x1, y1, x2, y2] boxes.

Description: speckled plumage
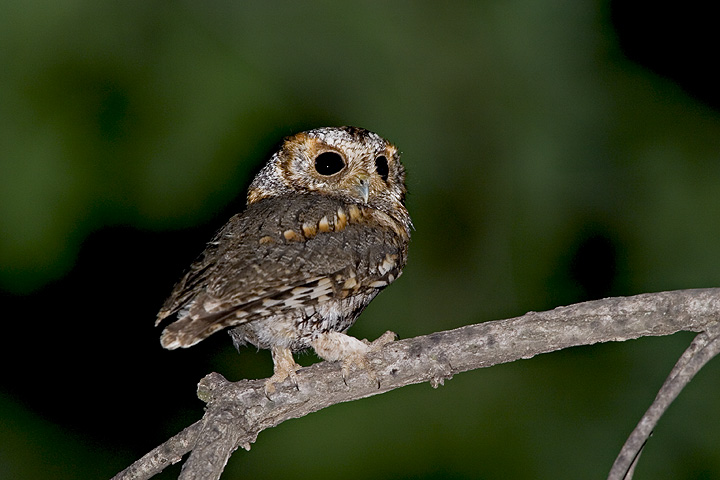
[[156, 127, 411, 391]]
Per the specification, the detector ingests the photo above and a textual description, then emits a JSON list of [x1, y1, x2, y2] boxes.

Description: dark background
[[2, 2, 719, 479]]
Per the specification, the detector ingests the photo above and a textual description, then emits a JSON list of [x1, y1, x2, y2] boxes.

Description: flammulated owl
[[156, 126, 411, 392]]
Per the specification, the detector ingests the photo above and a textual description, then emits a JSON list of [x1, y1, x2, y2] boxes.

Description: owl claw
[[339, 351, 382, 388], [340, 353, 371, 385], [265, 347, 302, 396], [264, 366, 300, 396], [313, 330, 397, 389]]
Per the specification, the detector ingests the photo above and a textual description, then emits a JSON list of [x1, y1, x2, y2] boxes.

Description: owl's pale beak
[[355, 176, 370, 203]]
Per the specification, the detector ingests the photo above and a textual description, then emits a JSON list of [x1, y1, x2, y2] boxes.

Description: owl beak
[[355, 176, 370, 203]]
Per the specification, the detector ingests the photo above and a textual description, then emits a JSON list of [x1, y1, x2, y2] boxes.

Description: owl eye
[[375, 155, 389, 182], [314, 152, 346, 176]]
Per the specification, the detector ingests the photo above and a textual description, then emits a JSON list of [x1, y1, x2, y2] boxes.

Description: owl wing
[[156, 194, 408, 348]]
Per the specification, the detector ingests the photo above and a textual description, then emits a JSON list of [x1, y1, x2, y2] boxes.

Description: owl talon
[[339, 353, 385, 388], [264, 368, 300, 396], [265, 346, 301, 396], [313, 331, 397, 388]]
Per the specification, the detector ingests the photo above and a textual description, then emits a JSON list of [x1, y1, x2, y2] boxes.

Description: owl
[[156, 126, 411, 393]]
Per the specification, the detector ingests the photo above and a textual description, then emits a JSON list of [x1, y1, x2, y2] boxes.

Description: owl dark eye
[[314, 151, 346, 176], [375, 155, 389, 182]]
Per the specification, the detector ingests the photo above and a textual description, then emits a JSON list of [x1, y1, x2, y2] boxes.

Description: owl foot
[[265, 346, 301, 396], [312, 330, 397, 387]]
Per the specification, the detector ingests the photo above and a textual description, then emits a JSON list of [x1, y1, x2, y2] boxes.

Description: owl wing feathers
[[157, 194, 406, 348]]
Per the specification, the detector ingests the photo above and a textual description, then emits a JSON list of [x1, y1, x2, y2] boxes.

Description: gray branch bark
[[607, 319, 720, 479], [111, 288, 720, 480]]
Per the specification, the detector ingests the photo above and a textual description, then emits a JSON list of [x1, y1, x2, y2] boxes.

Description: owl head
[[247, 126, 408, 222]]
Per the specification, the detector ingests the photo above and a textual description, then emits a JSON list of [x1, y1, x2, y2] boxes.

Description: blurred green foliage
[[2, 1, 719, 479]]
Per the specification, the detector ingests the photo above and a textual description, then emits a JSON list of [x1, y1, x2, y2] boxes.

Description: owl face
[[247, 127, 407, 218]]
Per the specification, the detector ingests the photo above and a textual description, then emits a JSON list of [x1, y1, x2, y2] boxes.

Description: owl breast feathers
[[156, 126, 411, 392]]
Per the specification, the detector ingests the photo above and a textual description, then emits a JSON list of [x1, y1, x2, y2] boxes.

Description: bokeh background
[[2, 1, 719, 479]]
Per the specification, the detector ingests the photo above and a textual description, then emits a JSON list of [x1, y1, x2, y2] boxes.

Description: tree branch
[[112, 288, 720, 480], [607, 319, 720, 480]]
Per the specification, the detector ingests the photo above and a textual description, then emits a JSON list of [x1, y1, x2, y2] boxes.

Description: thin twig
[[608, 321, 720, 480]]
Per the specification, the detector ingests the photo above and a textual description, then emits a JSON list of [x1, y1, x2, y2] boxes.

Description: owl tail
[[158, 308, 247, 349]]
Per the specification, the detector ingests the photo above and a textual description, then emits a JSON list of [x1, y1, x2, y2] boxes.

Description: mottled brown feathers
[[156, 126, 411, 391]]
